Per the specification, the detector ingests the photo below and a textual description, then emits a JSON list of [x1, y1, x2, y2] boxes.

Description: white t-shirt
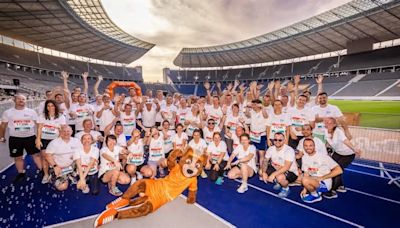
[[99, 145, 123, 176], [267, 112, 290, 139], [96, 103, 115, 131], [92, 103, 103, 126], [120, 112, 136, 136], [297, 137, 327, 155], [207, 141, 229, 163], [67, 103, 78, 125], [142, 107, 157, 128], [127, 139, 145, 166], [203, 126, 221, 144], [185, 111, 201, 136], [155, 99, 166, 123], [177, 107, 190, 124], [232, 144, 258, 172], [148, 136, 165, 162], [302, 151, 338, 178], [288, 106, 315, 136], [249, 110, 267, 143], [188, 138, 208, 155], [325, 128, 354, 156], [109, 130, 127, 148], [312, 104, 343, 138], [161, 104, 177, 128], [75, 130, 102, 142], [225, 113, 241, 138], [2, 107, 38, 137], [46, 137, 82, 168], [206, 105, 223, 126], [173, 132, 188, 150], [37, 114, 66, 140], [231, 133, 241, 150], [73, 146, 99, 175], [265, 144, 298, 175], [160, 130, 175, 153], [70, 103, 94, 131]]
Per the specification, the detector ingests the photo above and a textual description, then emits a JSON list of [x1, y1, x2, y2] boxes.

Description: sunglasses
[[208, 122, 215, 125], [273, 139, 284, 142]]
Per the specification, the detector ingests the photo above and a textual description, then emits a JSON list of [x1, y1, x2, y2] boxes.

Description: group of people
[[0, 72, 361, 203]]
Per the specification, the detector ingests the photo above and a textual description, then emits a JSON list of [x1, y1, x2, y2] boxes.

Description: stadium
[[0, 0, 399, 227]]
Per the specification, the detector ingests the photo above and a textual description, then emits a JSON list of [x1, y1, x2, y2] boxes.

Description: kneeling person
[[300, 138, 343, 203], [263, 132, 298, 198]]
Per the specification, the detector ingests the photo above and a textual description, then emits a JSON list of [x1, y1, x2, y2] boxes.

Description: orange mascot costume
[[94, 147, 207, 227]]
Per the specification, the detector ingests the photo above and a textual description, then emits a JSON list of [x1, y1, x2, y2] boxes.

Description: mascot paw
[[186, 197, 196, 204]]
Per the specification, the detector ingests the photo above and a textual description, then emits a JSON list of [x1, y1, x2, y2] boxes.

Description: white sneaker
[[130, 176, 137, 185], [41, 175, 50, 184], [200, 170, 207, 178], [136, 172, 143, 180], [237, 183, 248, 193]]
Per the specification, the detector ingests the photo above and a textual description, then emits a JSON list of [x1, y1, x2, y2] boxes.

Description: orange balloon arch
[[106, 81, 142, 98]]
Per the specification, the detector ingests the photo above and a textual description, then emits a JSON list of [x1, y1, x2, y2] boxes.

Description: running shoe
[[237, 183, 248, 193], [109, 187, 123, 197], [322, 191, 338, 199], [41, 175, 51, 184], [302, 193, 322, 203], [200, 170, 208, 178], [106, 197, 130, 210], [215, 176, 224, 185], [273, 182, 282, 191], [278, 188, 290, 198], [13, 172, 26, 183], [94, 208, 118, 227], [336, 186, 347, 193], [82, 185, 90, 194]]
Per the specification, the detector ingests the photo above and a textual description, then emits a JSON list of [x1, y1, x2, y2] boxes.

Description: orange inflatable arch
[[106, 81, 142, 98]]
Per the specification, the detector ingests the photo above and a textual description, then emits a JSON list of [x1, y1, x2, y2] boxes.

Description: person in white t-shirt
[[161, 95, 177, 129], [324, 117, 361, 199], [263, 132, 298, 198], [96, 94, 118, 135], [225, 133, 257, 193], [300, 138, 343, 203], [0, 94, 41, 182], [173, 124, 188, 151], [267, 100, 290, 146], [160, 120, 175, 156], [143, 127, 167, 178], [75, 119, 103, 147], [184, 103, 203, 138], [205, 132, 228, 185], [177, 98, 190, 125], [205, 96, 224, 126], [120, 103, 138, 140], [74, 134, 100, 195], [312, 92, 351, 142], [36, 100, 67, 184], [188, 129, 208, 178], [224, 103, 242, 152], [126, 130, 148, 184], [137, 98, 160, 130], [45, 125, 82, 191], [288, 94, 315, 149], [224, 120, 250, 151], [104, 118, 127, 149], [202, 118, 223, 144], [296, 124, 327, 159], [98, 134, 130, 196], [69, 93, 94, 132]]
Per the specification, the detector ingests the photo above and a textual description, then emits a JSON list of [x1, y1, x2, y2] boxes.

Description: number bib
[[250, 131, 262, 143], [14, 120, 34, 133]]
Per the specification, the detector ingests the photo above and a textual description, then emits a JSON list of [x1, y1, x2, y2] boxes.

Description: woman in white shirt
[[126, 130, 147, 184], [35, 100, 67, 184], [99, 135, 130, 196], [184, 103, 203, 139], [324, 117, 361, 197], [173, 124, 188, 151], [75, 134, 100, 195], [205, 132, 228, 185], [225, 133, 257, 193], [143, 127, 167, 178]]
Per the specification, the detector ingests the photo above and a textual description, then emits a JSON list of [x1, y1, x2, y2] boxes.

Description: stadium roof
[[174, 0, 400, 68], [0, 0, 155, 64]]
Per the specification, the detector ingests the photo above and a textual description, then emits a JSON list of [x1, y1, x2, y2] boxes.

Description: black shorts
[[124, 163, 146, 172], [9, 136, 40, 158], [266, 165, 298, 183], [40, 139, 53, 150]]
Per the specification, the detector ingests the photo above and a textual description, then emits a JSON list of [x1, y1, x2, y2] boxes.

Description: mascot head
[[179, 147, 207, 178]]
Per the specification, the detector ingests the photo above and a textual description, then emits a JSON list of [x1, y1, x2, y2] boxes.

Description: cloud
[[101, 0, 351, 82]]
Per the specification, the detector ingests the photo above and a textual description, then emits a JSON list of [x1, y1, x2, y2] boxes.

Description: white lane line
[[234, 179, 364, 228], [45, 214, 99, 227], [346, 187, 400, 205], [180, 195, 236, 228], [0, 162, 14, 174], [346, 168, 390, 179]]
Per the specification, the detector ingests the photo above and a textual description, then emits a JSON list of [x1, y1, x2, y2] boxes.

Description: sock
[[282, 187, 289, 191], [311, 191, 319, 197]]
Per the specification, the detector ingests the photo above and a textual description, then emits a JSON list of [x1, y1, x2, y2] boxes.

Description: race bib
[[127, 153, 144, 165], [307, 167, 319, 176], [14, 120, 34, 132], [211, 153, 220, 164], [187, 126, 196, 136], [61, 166, 73, 176], [123, 118, 136, 127], [179, 114, 186, 123], [250, 131, 261, 143], [291, 117, 306, 127], [271, 123, 286, 135], [42, 124, 57, 137], [150, 148, 163, 158], [76, 109, 89, 118], [82, 165, 98, 175]]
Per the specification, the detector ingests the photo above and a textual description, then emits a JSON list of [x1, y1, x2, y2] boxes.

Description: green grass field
[[329, 100, 400, 129]]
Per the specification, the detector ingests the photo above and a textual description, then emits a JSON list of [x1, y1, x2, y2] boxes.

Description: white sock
[[282, 187, 289, 191]]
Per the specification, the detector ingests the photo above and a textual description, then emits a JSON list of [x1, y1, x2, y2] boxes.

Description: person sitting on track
[[205, 132, 228, 185], [143, 126, 168, 178], [126, 129, 149, 184], [225, 133, 257, 193]]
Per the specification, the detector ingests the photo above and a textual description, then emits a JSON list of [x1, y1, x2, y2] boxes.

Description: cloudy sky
[[101, 0, 351, 82]]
